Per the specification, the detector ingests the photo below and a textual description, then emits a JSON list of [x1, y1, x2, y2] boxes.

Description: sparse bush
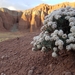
[[31, 6, 75, 57]]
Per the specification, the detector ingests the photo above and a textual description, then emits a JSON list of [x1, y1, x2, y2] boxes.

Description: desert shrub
[[31, 6, 75, 57]]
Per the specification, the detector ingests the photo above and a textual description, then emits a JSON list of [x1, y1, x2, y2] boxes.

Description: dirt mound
[[0, 31, 75, 75]]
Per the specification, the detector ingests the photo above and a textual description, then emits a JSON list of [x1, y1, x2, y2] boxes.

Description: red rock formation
[[19, 2, 75, 32], [18, 10, 32, 31], [0, 8, 22, 32], [1, 2, 75, 32], [0, 17, 6, 31]]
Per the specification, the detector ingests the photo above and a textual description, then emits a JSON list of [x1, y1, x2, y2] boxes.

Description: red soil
[[0, 31, 75, 75]]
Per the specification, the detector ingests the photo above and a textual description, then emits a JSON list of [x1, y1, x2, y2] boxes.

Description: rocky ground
[[0, 31, 75, 75]]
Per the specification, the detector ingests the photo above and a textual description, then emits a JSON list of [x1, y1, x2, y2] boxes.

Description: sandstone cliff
[[19, 2, 75, 32], [0, 2, 75, 32], [0, 8, 22, 32]]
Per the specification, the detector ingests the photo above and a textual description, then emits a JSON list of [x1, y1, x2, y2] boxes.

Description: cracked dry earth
[[0, 31, 75, 75]]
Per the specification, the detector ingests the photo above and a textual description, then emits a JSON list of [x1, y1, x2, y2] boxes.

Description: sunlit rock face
[[1, 2, 75, 32], [0, 8, 22, 32], [18, 2, 75, 32]]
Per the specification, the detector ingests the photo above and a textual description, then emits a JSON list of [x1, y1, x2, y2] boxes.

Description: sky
[[0, 0, 75, 10]]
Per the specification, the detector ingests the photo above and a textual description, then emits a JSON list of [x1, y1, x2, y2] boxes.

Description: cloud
[[7, 6, 16, 10]]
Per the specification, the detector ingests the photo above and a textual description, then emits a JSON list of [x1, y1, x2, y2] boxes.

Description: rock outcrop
[[0, 8, 22, 32], [19, 2, 75, 32], [0, 2, 75, 32]]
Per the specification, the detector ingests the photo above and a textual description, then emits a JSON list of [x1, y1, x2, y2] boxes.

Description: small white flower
[[60, 8, 65, 12], [66, 6, 71, 10], [62, 11, 67, 15], [47, 22, 52, 26], [36, 41, 40, 44], [70, 43, 74, 48], [54, 36, 59, 41], [33, 43, 37, 46], [68, 33, 73, 37], [55, 40, 58, 46], [54, 15, 61, 20], [1, 73, 6, 75], [55, 40, 64, 46], [32, 48, 36, 51], [69, 17, 75, 22], [62, 34, 67, 39], [72, 33, 75, 37], [69, 36, 75, 42], [49, 17, 53, 21], [53, 47, 58, 52], [33, 36, 39, 41], [41, 25, 47, 31], [69, 8, 73, 11], [58, 45, 63, 50], [52, 35, 59, 41], [45, 31, 49, 34], [45, 35, 50, 41], [72, 44, 75, 50], [33, 37, 36, 41], [39, 38, 44, 42], [66, 45, 71, 51], [41, 47, 46, 52], [30, 41, 34, 44], [53, 30, 58, 35], [58, 30, 63, 36], [65, 16, 70, 20], [66, 39, 70, 43], [51, 24, 57, 29], [69, 22, 75, 27], [49, 37, 53, 41], [70, 26, 75, 33], [52, 52, 58, 57], [51, 33, 55, 36], [37, 44, 41, 49], [69, 12, 75, 16], [58, 40, 64, 45], [53, 22, 57, 24]]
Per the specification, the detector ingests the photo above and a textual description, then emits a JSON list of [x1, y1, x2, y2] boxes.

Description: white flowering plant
[[31, 6, 75, 57]]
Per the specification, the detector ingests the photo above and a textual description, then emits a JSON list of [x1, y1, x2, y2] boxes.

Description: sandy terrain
[[0, 32, 24, 42], [0, 31, 75, 75]]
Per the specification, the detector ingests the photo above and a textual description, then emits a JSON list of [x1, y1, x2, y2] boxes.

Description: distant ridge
[[0, 2, 75, 32]]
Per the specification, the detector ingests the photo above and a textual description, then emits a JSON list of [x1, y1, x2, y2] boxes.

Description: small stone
[[62, 71, 72, 75], [49, 73, 52, 75], [28, 70, 33, 75], [1, 56, 5, 59], [1, 55, 9, 59], [49, 64, 54, 71], [50, 64, 53, 69], [1, 73, 6, 75], [31, 66, 35, 70], [36, 70, 43, 74]]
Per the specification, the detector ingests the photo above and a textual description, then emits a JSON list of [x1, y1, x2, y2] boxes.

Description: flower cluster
[[31, 6, 75, 57]]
